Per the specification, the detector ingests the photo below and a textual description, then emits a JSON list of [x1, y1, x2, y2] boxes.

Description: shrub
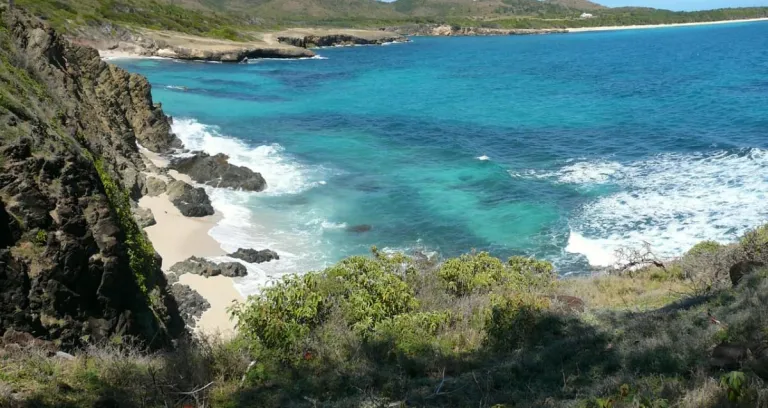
[[232, 254, 418, 357], [371, 311, 452, 357], [484, 293, 551, 351], [437, 252, 507, 296], [740, 224, 768, 263], [506, 256, 556, 291], [231, 273, 327, 355]]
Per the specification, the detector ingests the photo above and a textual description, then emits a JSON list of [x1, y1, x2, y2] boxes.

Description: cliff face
[[0, 7, 183, 349]]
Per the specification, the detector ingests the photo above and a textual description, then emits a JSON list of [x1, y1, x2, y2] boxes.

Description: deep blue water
[[115, 22, 768, 293]]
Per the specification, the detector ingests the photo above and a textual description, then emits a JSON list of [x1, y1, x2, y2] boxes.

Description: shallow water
[[115, 22, 768, 294]]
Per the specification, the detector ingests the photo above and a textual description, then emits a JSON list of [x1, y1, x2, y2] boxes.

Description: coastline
[[566, 17, 768, 33], [139, 151, 244, 337]]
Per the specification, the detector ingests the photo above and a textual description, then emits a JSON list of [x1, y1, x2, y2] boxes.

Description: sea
[[113, 21, 768, 295]]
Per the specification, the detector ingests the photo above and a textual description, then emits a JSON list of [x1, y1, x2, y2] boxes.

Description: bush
[[484, 293, 551, 351], [438, 251, 506, 296], [437, 252, 555, 297], [231, 273, 327, 355], [231, 254, 418, 359]]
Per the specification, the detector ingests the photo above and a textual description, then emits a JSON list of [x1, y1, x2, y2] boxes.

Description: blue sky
[[596, 0, 768, 11]]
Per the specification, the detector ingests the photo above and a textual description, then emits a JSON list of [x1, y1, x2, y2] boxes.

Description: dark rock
[[169, 152, 266, 192], [170, 256, 247, 278], [229, 248, 279, 264], [277, 33, 407, 48], [171, 284, 210, 328], [166, 272, 179, 285], [145, 177, 167, 196], [131, 206, 156, 228], [0, 10, 184, 350], [166, 180, 214, 217], [729, 261, 764, 286], [347, 224, 372, 233]]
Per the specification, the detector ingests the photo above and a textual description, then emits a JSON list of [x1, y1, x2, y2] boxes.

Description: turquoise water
[[115, 22, 768, 293]]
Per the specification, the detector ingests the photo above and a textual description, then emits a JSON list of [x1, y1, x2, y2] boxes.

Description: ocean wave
[[563, 148, 768, 266], [172, 118, 323, 196], [476, 155, 490, 161], [247, 55, 328, 62], [170, 118, 335, 295], [165, 85, 188, 91]]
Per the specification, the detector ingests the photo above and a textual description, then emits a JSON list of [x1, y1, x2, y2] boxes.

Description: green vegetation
[[4, 224, 768, 407], [91, 157, 158, 293], [11, 0, 768, 40], [15, 0, 253, 39]]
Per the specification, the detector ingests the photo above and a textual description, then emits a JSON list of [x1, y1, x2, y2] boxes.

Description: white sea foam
[[248, 55, 328, 62], [171, 118, 334, 295], [172, 118, 323, 196], [165, 85, 188, 91], [552, 149, 768, 266], [476, 155, 490, 161]]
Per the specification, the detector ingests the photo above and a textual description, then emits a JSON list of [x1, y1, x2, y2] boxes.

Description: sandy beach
[[138, 153, 244, 337], [567, 17, 768, 33]]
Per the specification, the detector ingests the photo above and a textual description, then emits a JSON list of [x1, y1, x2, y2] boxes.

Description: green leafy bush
[[437, 252, 507, 296], [438, 252, 555, 296], [231, 273, 327, 354], [371, 311, 452, 357]]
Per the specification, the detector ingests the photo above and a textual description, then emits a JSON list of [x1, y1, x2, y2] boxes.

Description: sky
[[596, 0, 768, 11]]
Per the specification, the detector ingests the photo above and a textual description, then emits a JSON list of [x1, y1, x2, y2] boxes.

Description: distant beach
[[567, 17, 768, 33]]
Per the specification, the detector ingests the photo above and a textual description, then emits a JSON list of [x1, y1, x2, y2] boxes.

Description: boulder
[[170, 284, 210, 328], [228, 248, 279, 264], [169, 256, 247, 278], [131, 206, 156, 228], [169, 152, 266, 192], [166, 180, 214, 217], [729, 261, 764, 286], [347, 224, 372, 233], [145, 177, 167, 196]]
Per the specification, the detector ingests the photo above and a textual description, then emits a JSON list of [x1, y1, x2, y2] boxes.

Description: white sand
[[568, 18, 768, 33], [138, 155, 244, 337]]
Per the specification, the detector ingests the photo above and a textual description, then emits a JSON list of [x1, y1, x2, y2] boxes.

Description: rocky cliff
[[0, 7, 184, 349], [387, 24, 567, 36]]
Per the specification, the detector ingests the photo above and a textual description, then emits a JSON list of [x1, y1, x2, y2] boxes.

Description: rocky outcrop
[[156, 46, 315, 61], [170, 256, 248, 278], [171, 284, 210, 328], [170, 152, 267, 192], [387, 24, 567, 37], [0, 9, 183, 349], [166, 180, 214, 217], [145, 177, 167, 196], [70, 23, 316, 62], [277, 33, 407, 48], [229, 248, 279, 264], [132, 206, 156, 228]]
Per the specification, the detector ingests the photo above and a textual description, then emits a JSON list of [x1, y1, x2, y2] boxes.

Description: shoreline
[[566, 17, 768, 33], [139, 151, 244, 337]]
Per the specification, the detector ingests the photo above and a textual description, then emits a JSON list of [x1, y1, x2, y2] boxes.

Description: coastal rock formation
[[170, 152, 267, 192], [145, 177, 167, 196], [229, 248, 279, 264], [170, 256, 248, 278], [70, 24, 316, 62], [387, 24, 567, 37], [277, 32, 407, 48], [170, 284, 210, 328], [166, 180, 214, 217], [132, 206, 156, 228], [155, 45, 315, 62], [0, 9, 183, 348], [347, 224, 373, 233]]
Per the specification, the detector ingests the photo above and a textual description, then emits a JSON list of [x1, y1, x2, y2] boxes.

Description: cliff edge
[[0, 6, 183, 349]]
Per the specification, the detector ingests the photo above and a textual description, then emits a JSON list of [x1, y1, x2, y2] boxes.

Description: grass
[[3, 225, 768, 407]]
